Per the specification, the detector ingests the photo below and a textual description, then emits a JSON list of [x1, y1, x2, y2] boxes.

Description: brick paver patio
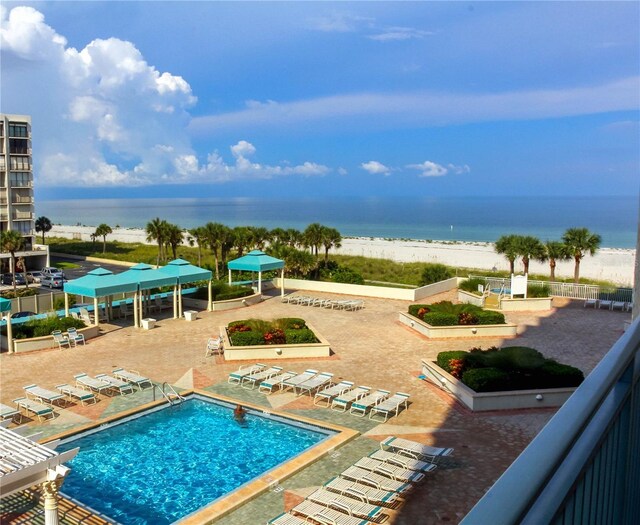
[[0, 290, 630, 524]]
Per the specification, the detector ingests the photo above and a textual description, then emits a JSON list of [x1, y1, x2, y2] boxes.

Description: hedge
[[229, 331, 265, 346], [13, 317, 86, 340], [462, 368, 510, 392], [409, 301, 505, 326], [284, 328, 318, 344], [436, 351, 468, 372], [423, 312, 458, 326]]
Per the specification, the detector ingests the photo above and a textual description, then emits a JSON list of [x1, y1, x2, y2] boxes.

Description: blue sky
[[1, 1, 638, 200]]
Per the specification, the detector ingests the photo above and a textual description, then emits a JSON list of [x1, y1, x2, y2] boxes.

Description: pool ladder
[[153, 382, 185, 406]]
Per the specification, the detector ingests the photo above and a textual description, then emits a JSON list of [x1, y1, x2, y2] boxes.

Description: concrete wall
[[457, 290, 554, 311], [399, 311, 518, 338], [182, 292, 263, 312], [2, 325, 100, 353]]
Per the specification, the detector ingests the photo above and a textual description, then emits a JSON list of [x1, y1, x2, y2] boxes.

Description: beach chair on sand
[[368, 450, 437, 474], [241, 365, 283, 389], [23, 384, 67, 407], [74, 373, 117, 396], [324, 476, 400, 508], [56, 384, 97, 405], [289, 500, 372, 525], [354, 457, 425, 483], [369, 392, 410, 422], [95, 374, 135, 395], [259, 371, 297, 394], [349, 389, 390, 417], [380, 436, 454, 464], [340, 466, 412, 494], [314, 381, 354, 407], [295, 372, 334, 397], [306, 488, 385, 522], [331, 386, 371, 412], [112, 368, 154, 390], [281, 369, 318, 393], [228, 363, 266, 385], [13, 397, 54, 422]]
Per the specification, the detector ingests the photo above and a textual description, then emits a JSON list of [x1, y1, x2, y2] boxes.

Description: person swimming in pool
[[234, 404, 246, 423]]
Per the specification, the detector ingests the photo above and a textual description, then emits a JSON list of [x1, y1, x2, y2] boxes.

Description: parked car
[[11, 311, 36, 319], [1, 273, 27, 286], [41, 266, 65, 278], [27, 271, 43, 283], [40, 275, 65, 289]]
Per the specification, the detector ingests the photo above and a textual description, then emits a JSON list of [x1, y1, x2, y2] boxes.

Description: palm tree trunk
[[509, 259, 515, 274], [102, 237, 106, 253], [523, 257, 529, 274], [214, 253, 220, 280], [197, 247, 202, 267], [574, 256, 581, 283], [550, 259, 556, 281], [324, 247, 329, 262]]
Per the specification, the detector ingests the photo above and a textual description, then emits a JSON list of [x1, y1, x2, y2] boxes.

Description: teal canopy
[[64, 267, 138, 298], [158, 259, 212, 284], [227, 250, 284, 272], [0, 297, 11, 313], [118, 263, 177, 290]]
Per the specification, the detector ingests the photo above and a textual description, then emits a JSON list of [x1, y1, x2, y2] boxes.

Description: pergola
[[227, 250, 285, 296], [157, 259, 213, 318], [0, 426, 79, 525], [1, 296, 12, 353]]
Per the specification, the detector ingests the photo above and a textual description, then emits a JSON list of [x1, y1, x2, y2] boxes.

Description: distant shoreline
[[49, 225, 636, 286]]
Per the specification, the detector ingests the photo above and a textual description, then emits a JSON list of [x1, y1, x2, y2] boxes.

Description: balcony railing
[[461, 316, 640, 525], [11, 196, 34, 204]]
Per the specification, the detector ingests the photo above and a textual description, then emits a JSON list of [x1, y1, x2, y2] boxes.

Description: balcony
[[12, 211, 33, 220], [11, 196, 34, 204]]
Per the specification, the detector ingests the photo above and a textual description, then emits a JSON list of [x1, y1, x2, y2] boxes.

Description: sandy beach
[[50, 225, 636, 285]]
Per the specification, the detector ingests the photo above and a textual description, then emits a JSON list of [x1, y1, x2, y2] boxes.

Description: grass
[[55, 261, 81, 270]]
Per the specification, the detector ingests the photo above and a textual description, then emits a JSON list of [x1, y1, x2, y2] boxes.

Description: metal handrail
[[153, 382, 185, 406]]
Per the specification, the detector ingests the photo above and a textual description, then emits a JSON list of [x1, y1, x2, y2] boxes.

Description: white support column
[[42, 465, 70, 525], [228, 269, 232, 285], [133, 291, 139, 328], [5, 313, 13, 354], [281, 268, 285, 298], [93, 298, 99, 327], [173, 285, 178, 318], [208, 280, 212, 311], [178, 285, 183, 318], [139, 291, 144, 321], [64, 294, 69, 317], [258, 271, 262, 294]]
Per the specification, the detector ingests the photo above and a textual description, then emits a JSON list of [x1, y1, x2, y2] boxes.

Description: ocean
[[38, 196, 638, 248]]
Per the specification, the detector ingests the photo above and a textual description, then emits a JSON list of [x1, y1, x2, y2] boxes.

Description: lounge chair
[[112, 368, 154, 390], [78, 308, 93, 325], [67, 327, 86, 346], [611, 301, 626, 311], [281, 369, 318, 393], [259, 371, 297, 394], [241, 365, 283, 389], [583, 298, 598, 308], [331, 386, 371, 412], [295, 372, 334, 396], [306, 488, 385, 522], [13, 397, 54, 422], [51, 330, 70, 349], [154, 296, 172, 312], [354, 457, 425, 483], [369, 392, 410, 422], [268, 513, 310, 525], [625, 302, 634, 312], [349, 389, 391, 417], [289, 500, 372, 525], [324, 476, 400, 508], [56, 384, 97, 405], [23, 384, 67, 407], [74, 373, 117, 396], [380, 436, 454, 464], [95, 374, 135, 395], [228, 363, 267, 385], [314, 381, 355, 407], [0, 403, 20, 423], [340, 466, 412, 494], [205, 337, 223, 357], [119, 302, 132, 319], [368, 450, 437, 474], [599, 299, 613, 310]]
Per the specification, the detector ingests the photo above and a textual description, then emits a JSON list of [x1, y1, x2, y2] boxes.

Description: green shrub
[[190, 283, 253, 301], [1, 288, 38, 299], [13, 316, 86, 340], [436, 351, 468, 372], [408, 304, 430, 317], [331, 267, 365, 285], [423, 312, 458, 326], [53, 295, 77, 311], [475, 311, 506, 325], [462, 367, 510, 392], [459, 277, 486, 294], [527, 284, 551, 298], [273, 318, 307, 330], [538, 361, 584, 388], [229, 330, 265, 346], [420, 263, 454, 286], [284, 328, 319, 344], [263, 328, 286, 345], [458, 312, 479, 325]]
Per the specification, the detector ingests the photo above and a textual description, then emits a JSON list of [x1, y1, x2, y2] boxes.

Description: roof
[[157, 259, 212, 284], [118, 263, 177, 291], [63, 268, 138, 298], [227, 250, 285, 272]]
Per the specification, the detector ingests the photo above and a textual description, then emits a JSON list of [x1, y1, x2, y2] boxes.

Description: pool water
[[57, 398, 332, 524]]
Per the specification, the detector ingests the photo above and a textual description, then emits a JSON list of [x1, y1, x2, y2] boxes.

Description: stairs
[[484, 293, 500, 309]]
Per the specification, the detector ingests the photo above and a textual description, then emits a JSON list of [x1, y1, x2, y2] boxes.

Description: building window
[[9, 156, 31, 171], [8, 124, 28, 138], [9, 172, 31, 186], [9, 138, 29, 154]]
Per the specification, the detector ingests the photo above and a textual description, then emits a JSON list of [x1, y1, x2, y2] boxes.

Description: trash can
[[141, 318, 156, 330], [184, 310, 198, 322]]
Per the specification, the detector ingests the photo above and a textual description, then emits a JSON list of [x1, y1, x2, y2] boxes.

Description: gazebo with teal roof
[[227, 250, 285, 296], [158, 259, 213, 318]]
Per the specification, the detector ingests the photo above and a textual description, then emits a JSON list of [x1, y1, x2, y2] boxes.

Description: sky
[[1, 1, 639, 200]]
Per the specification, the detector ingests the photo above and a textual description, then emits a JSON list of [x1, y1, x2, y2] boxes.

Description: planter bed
[[421, 359, 577, 411], [399, 311, 518, 338], [2, 325, 100, 353], [182, 292, 263, 312], [457, 290, 553, 311]]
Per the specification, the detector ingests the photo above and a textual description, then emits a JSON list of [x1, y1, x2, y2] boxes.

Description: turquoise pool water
[[57, 397, 333, 524]]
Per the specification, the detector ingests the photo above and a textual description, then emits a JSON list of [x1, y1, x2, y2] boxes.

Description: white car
[[41, 266, 65, 279], [40, 274, 65, 289], [27, 271, 43, 283]]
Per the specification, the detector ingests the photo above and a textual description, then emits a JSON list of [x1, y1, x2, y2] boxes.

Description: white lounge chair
[[23, 384, 67, 407], [599, 299, 613, 310], [324, 476, 400, 508], [611, 301, 626, 311], [241, 366, 283, 389], [0, 403, 20, 423], [112, 368, 154, 390], [205, 336, 223, 357], [56, 384, 97, 405], [369, 392, 410, 422], [259, 371, 297, 394], [289, 500, 372, 525], [368, 450, 437, 474], [228, 363, 266, 385], [282, 369, 318, 393], [331, 386, 371, 412], [380, 436, 454, 464], [268, 513, 309, 525], [118, 302, 132, 319], [340, 466, 412, 494], [306, 488, 385, 522], [295, 372, 334, 396], [354, 457, 425, 483], [350, 389, 391, 417], [13, 397, 54, 422], [314, 381, 354, 407], [583, 298, 598, 308], [66, 327, 86, 346], [74, 373, 117, 396], [95, 374, 135, 395], [51, 330, 70, 349]]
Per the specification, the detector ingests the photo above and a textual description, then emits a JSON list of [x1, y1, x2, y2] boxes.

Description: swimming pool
[[56, 396, 335, 524]]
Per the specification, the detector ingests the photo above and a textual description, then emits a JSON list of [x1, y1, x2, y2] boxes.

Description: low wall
[[2, 325, 100, 353], [182, 292, 263, 312], [457, 290, 553, 311], [399, 311, 518, 338], [221, 322, 331, 361], [49, 252, 136, 267], [421, 359, 577, 411], [457, 290, 484, 307]]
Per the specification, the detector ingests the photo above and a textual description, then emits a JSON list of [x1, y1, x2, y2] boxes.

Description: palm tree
[[285, 228, 301, 248], [203, 222, 226, 279], [545, 240, 571, 281], [516, 236, 546, 275], [303, 223, 324, 257], [146, 217, 168, 266], [495, 234, 520, 274], [249, 226, 270, 250], [35, 216, 52, 244], [187, 227, 206, 267], [562, 227, 602, 283], [232, 226, 253, 258], [164, 223, 184, 260], [94, 224, 113, 254], [219, 225, 234, 268], [321, 227, 342, 262], [0, 230, 24, 291], [17, 256, 29, 289]]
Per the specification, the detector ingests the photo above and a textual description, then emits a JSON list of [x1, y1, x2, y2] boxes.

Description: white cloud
[[230, 140, 257, 158], [337, 167, 348, 175], [406, 161, 470, 178], [361, 160, 391, 175], [308, 12, 374, 33], [368, 26, 434, 42]]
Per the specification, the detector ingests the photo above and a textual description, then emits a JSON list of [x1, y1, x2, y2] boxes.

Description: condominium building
[[0, 113, 48, 273]]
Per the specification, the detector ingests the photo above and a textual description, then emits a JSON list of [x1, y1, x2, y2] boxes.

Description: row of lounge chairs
[[228, 364, 410, 422], [268, 436, 453, 525], [282, 294, 365, 311], [0, 368, 153, 425], [584, 298, 633, 311]]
